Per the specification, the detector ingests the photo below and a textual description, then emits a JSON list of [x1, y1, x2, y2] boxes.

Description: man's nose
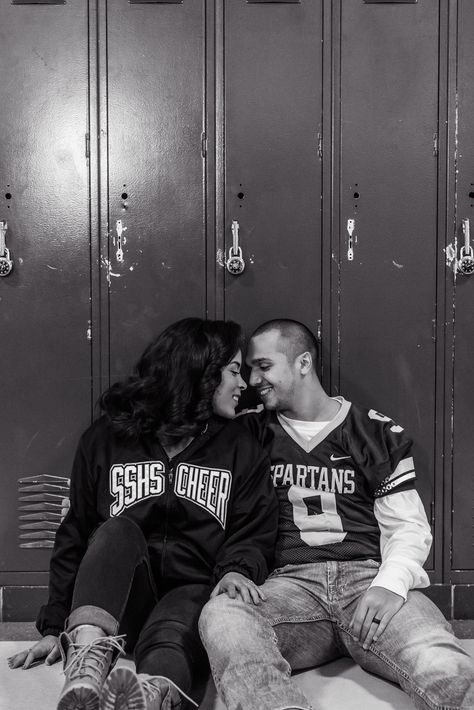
[[249, 369, 260, 387]]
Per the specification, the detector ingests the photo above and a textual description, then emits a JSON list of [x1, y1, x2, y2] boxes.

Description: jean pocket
[[268, 565, 288, 578], [366, 558, 381, 568]]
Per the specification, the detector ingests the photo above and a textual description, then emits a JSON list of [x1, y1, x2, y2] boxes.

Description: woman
[[8, 318, 278, 710]]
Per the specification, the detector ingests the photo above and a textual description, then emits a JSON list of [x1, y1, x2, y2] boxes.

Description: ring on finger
[[372, 618, 382, 625]]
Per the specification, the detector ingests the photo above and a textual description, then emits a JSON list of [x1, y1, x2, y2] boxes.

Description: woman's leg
[[102, 583, 210, 710], [68, 516, 158, 637], [58, 516, 158, 710]]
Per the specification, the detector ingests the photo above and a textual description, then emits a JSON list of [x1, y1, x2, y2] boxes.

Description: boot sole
[[57, 684, 100, 710], [100, 667, 146, 710]]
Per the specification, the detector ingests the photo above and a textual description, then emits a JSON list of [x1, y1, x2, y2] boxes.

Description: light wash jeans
[[199, 561, 474, 710]]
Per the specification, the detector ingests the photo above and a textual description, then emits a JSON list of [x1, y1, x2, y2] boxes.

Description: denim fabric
[[199, 561, 474, 710]]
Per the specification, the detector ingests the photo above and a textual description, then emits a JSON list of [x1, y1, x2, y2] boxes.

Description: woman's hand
[[211, 571, 266, 605], [7, 635, 61, 669]]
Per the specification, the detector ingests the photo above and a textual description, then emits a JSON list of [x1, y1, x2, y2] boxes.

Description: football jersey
[[239, 397, 417, 567]]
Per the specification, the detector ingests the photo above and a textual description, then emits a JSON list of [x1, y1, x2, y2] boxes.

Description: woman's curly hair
[[100, 318, 243, 444]]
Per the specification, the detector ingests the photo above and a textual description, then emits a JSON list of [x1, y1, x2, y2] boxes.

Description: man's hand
[[350, 586, 404, 649], [210, 571, 266, 605], [7, 635, 61, 669]]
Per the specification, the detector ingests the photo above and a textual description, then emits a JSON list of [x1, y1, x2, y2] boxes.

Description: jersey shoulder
[[344, 403, 416, 497]]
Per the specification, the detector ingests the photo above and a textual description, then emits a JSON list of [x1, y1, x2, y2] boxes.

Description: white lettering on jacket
[[109, 461, 165, 516], [174, 463, 231, 529]]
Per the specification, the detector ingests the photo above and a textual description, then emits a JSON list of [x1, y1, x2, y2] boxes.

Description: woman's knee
[[91, 515, 147, 552]]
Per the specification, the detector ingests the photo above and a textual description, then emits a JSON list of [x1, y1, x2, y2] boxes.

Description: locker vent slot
[[12, 1, 65, 4], [18, 474, 70, 549], [364, 1, 417, 4]]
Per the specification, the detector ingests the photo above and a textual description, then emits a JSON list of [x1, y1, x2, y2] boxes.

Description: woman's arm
[[211, 443, 278, 590], [36, 437, 99, 637]]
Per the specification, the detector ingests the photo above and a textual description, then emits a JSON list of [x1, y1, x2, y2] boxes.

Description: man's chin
[[260, 397, 277, 410]]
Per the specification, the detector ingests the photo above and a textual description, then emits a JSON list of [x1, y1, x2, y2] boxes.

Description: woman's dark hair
[[100, 318, 243, 444]]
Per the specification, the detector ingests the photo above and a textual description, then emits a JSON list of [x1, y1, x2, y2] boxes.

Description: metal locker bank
[[0, 0, 473, 630]]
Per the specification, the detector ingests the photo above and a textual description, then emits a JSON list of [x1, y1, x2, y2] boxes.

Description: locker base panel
[[3, 583, 474, 621]]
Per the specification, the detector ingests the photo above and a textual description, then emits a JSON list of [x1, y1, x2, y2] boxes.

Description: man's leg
[[199, 564, 343, 710], [338, 583, 474, 710]]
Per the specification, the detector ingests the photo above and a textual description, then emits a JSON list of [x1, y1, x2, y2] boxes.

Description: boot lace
[[64, 635, 125, 683], [141, 675, 198, 708]]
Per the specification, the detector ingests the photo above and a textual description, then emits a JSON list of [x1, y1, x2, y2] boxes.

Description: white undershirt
[[278, 413, 329, 441]]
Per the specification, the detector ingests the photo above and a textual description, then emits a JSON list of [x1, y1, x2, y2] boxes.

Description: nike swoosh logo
[[330, 454, 351, 461]]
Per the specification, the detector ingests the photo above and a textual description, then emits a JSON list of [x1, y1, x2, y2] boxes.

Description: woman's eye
[[231, 370, 240, 376]]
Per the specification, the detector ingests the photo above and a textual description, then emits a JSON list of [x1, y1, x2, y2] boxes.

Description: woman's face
[[212, 349, 247, 418]]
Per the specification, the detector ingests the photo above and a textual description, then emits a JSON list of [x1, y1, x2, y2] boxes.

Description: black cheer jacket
[[37, 415, 278, 637]]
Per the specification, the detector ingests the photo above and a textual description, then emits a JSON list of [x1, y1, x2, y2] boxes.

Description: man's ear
[[298, 351, 313, 375]]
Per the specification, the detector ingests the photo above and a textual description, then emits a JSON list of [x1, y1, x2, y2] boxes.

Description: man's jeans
[[199, 561, 474, 710]]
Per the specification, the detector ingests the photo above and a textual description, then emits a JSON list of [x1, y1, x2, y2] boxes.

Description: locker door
[[222, 0, 323, 339], [450, 0, 474, 580], [335, 1, 440, 572], [0, 3, 90, 574], [105, 0, 208, 380]]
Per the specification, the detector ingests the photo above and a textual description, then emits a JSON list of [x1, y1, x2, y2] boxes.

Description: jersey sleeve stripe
[[374, 471, 416, 497], [388, 456, 415, 481], [388, 471, 416, 488]]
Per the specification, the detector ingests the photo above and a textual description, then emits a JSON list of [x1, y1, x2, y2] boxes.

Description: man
[[199, 319, 474, 710]]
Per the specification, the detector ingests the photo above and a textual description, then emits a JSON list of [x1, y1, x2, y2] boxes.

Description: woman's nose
[[239, 374, 247, 391]]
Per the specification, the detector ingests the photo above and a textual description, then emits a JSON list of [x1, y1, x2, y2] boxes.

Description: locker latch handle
[[226, 220, 246, 275], [458, 219, 474, 275], [0, 221, 13, 277]]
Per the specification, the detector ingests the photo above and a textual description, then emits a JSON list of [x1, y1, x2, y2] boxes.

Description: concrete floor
[[1, 623, 473, 710]]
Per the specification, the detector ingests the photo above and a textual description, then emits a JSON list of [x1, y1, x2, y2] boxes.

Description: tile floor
[[1, 623, 473, 710]]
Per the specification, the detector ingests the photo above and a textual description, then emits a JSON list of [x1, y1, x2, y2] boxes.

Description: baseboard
[[1, 584, 473, 622]]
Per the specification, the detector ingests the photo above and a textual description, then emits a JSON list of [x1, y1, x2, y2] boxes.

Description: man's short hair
[[251, 319, 320, 371]]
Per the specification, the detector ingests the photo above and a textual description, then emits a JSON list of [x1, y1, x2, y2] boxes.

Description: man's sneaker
[[101, 667, 193, 710], [57, 631, 125, 710]]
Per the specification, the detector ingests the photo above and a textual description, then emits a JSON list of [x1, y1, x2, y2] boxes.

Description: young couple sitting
[[9, 318, 474, 710]]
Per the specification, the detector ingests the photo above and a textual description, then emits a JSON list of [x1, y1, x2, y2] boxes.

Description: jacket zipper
[[160, 463, 173, 578]]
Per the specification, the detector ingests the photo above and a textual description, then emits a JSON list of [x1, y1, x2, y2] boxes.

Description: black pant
[[69, 516, 210, 700]]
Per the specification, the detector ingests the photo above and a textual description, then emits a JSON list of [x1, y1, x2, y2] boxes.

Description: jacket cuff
[[36, 604, 68, 637], [40, 626, 63, 638], [212, 563, 254, 586]]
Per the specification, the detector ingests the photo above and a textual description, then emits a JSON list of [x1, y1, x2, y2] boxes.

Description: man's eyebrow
[[247, 357, 271, 365]]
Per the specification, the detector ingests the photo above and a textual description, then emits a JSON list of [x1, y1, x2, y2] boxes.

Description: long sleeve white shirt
[[370, 489, 432, 599]]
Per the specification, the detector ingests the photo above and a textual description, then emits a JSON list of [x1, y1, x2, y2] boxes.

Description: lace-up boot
[[57, 630, 125, 710], [101, 667, 191, 710]]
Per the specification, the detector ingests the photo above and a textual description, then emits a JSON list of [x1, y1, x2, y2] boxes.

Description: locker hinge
[[85, 133, 90, 160], [432, 132, 438, 157], [317, 133, 323, 160], [201, 132, 207, 159], [316, 319, 322, 342], [432, 318, 436, 343], [430, 501, 435, 529]]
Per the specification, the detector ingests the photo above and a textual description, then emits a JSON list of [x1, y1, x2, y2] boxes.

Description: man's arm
[[351, 489, 432, 648], [371, 488, 432, 598]]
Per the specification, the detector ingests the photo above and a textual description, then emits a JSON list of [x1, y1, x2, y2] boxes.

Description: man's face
[[246, 330, 297, 412]]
